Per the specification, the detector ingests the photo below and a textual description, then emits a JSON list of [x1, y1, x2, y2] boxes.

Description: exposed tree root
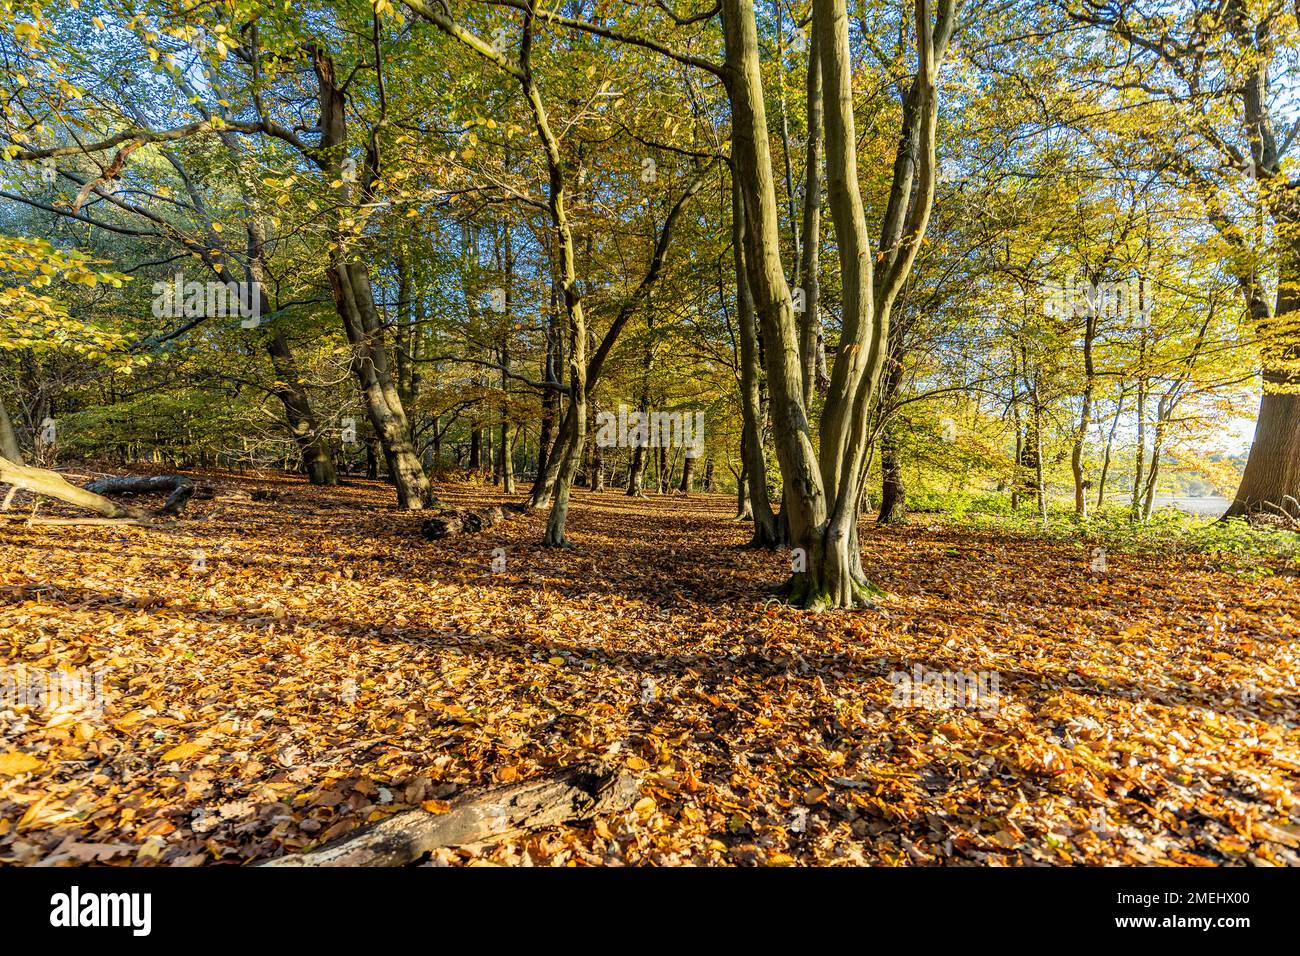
[[775, 570, 884, 610]]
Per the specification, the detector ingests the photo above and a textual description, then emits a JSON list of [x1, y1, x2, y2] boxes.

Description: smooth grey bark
[[0, 456, 145, 518], [314, 48, 430, 509], [0, 399, 21, 463], [720, 0, 955, 607], [731, 171, 780, 545], [797, 27, 824, 409]]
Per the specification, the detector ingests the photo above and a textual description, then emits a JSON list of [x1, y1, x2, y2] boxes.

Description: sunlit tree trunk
[[0, 399, 21, 463], [721, 0, 954, 606], [1071, 304, 1097, 518], [315, 49, 430, 509], [1131, 334, 1148, 522], [797, 27, 824, 410], [731, 173, 779, 544], [1226, 225, 1300, 518], [1095, 390, 1125, 510]]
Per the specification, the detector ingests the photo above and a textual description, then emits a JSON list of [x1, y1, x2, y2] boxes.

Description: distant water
[[1150, 496, 1230, 516], [1099, 495, 1230, 516]]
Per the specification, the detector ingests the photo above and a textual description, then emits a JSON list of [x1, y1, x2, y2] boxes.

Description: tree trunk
[[1095, 390, 1125, 510], [469, 428, 482, 472], [0, 456, 146, 518], [496, 225, 517, 494], [498, 355, 515, 494], [266, 330, 336, 486], [209, 99, 337, 489], [1035, 401, 1048, 528], [1225, 174, 1300, 518], [735, 463, 753, 519], [626, 395, 650, 497], [590, 398, 604, 491], [0, 399, 21, 463], [500, 424, 516, 493], [330, 262, 432, 508], [314, 49, 430, 510], [730, 173, 779, 545], [1071, 308, 1097, 518], [530, 258, 564, 502], [876, 343, 907, 525], [679, 453, 695, 495], [797, 26, 823, 409], [878, 421, 907, 524], [1225, 372, 1300, 518], [1142, 412, 1165, 521], [83, 474, 196, 516], [1018, 419, 1041, 508], [537, 122, 588, 545], [1131, 372, 1147, 522]]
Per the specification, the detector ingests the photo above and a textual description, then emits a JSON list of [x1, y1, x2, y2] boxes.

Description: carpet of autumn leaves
[[1, 470, 1298, 867]]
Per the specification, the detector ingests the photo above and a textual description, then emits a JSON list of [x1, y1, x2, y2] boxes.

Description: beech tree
[[722, 0, 959, 606]]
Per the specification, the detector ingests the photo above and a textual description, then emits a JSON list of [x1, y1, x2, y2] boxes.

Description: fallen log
[[0, 455, 145, 519], [84, 474, 195, 516], [420, 505, 512, 540], [261, 759, 640, 867]]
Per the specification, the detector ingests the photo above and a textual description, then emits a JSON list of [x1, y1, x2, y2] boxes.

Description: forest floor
[[1, 469, 1298, 866]]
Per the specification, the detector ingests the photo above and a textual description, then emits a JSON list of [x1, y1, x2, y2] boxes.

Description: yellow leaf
[[162, 741, 206, 762], [0, 751, 42, 775], [43, 710, 76, 729], [548, 656, 564, 665], [421, 799, 451, 814], [112, 709, 149, 731]]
